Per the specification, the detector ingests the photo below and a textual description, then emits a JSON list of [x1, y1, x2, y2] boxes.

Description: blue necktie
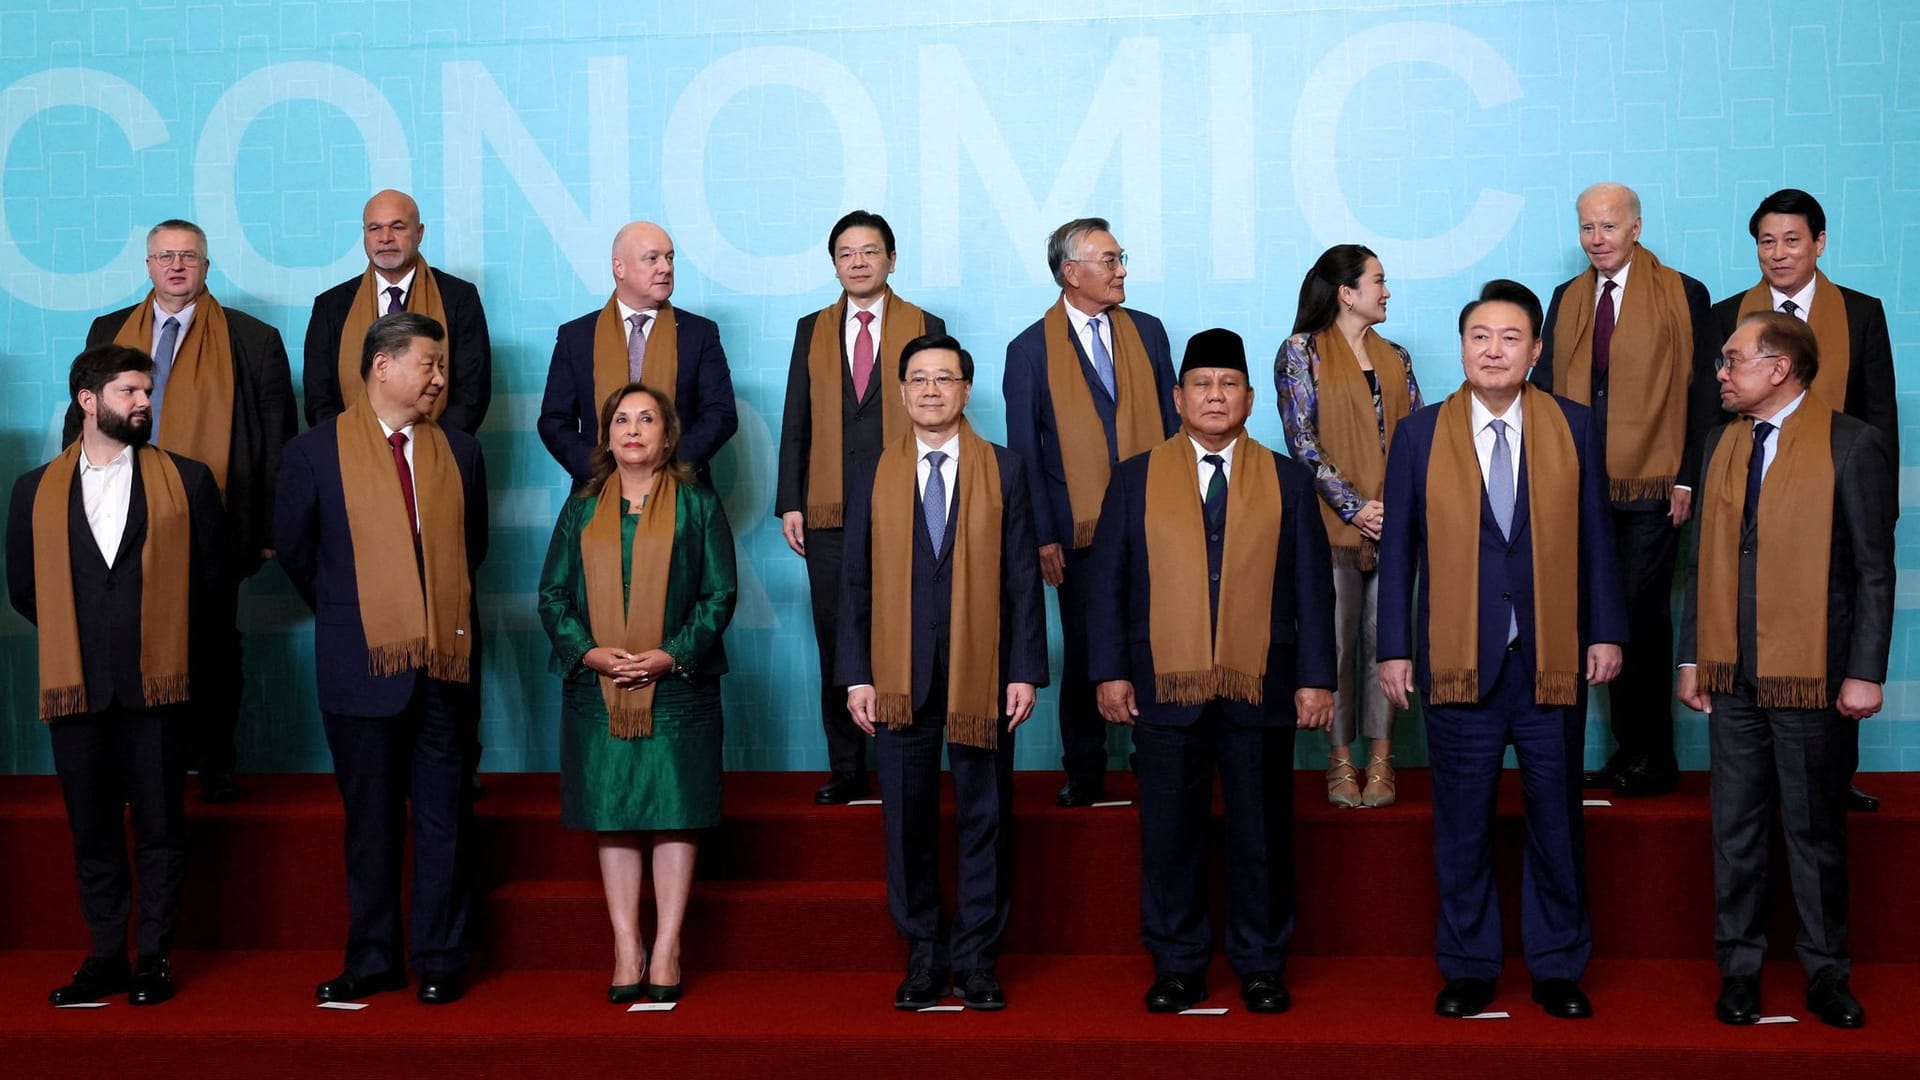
[[151, 316, 180, 436], [1488, 419, 1518, 643], [1743, 421, 1774, 533], [1086, 316, 1117, 399], [923, 450, 949, 555]]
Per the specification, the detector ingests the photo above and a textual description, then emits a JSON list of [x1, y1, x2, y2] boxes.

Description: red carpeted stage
[[1, 771, 1916, 1077]]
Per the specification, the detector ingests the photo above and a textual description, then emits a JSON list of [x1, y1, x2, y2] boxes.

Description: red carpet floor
[[2, 771, 1917, 1077]]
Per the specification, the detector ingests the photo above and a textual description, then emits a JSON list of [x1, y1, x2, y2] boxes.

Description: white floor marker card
[[317, 1001, 369, 1011], [55, 1002, 110, 1009], [1582, 800, 1613, 807], [1179, 1007, 1229, 1015], [628, 1001, 677, 1012], [917, 1004, 965, 1012], [1756, 1015, 1798, 1025], [847, 799, 882, 806], [1465, 1011, 1511, 1019], [1091, 800, 1134, 808]]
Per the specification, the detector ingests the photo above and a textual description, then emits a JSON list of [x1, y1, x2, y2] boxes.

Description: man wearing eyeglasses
[[1004, 217, 1177, 807], [777, 211, 948, 804], [539, 221, 738, 486], [1710, 188, 1898, 814], [837, 333, 1047, 1011], [1677, 312, 1892, 1029], [72, 219, 297, 803]]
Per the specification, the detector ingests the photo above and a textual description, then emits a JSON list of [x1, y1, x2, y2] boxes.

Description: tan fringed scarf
[[590, 298, 681, 422], [1311, 329, 1411, 570], [580, 474, 679, 738], [1736, 273, 1851, 415], [1142, 433, 1282, 705], [1550, 245, 1695, 502], [802, 290, 926, 527], [111, 292, 236, 492], [868, 421, 1004, 749], [336, 401, 471, 682], [1424, 386, 1582, 706], [30, 443, 192, 719], [336, 257, 451, 420], [1695, 406, 1835, 708], [1043, 302, 1165, 548]]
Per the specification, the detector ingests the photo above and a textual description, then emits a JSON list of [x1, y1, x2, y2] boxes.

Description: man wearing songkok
[[777, 210, 948, 805], [304, 189, 492, 434], [1530, 183, 1719, 798], [8, 344, 225, 1006], [1677, 312, 1892, 1030], [1377, 280, 1627, 1021], [1003, 216, 1177, 808], [275, 313, 489, 1006], [1710, 188, 1897, 816], [540, 220, 738, 485], [837, 333, 1047, 1012], [1085, 328, 1336, 1015], [67, 218, 297, 803]]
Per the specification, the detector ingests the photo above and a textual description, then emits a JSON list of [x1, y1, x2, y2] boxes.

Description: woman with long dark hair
[[1275, 246, 1423, 808]]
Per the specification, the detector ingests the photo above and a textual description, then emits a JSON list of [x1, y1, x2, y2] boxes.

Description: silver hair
[[1046, 217, 1112, 288]]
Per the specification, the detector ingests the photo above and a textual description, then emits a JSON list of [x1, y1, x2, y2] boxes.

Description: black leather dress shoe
[[814, 772, 870, 805], [1612, 763, 1678, 798], [1434, 977, 1496, 1017], [1239, 971, 1291, 1014], [894, 969, 950, 1009], [1582, 753, 1626, 789], [1056, 783, 1106, 808], [1144, 972, 1207, 1013], [417, 971, 464, 1005], [1530, 978, 1592, 1018], [198, 772, 240, 804], [1847, 786, 1879, 813], [315, 969, 407, 1002], [49, 955, 131, 1005], [1715, 975, 1762, 1025], [1805, 968, 1865, 1028], [956, 969, 1005, 1011], [129, 956, 175, 1006]]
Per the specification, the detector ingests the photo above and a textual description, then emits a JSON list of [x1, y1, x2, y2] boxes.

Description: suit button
[[1210, 573, 1220, 582], [1209, 534, 1221, 543], [1502, 592, 1511, 601]]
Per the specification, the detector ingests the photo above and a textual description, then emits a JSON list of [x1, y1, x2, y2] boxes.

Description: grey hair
[[1046, 217, 1111, 288]]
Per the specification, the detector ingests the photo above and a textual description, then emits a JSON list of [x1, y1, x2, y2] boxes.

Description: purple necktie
[[1593, 279, 1617, 382], [385, 286, 405, 315], [628, 312, 651, 382]]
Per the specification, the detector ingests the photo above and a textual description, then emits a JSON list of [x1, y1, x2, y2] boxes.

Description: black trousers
[[197, 572, 243, 779], [49, 703, 191, 960], [1602, 506, 1681, 772], [803, 525, 867, 776], [1056, 544, 1116, 786], [323, 678, 476, 977]]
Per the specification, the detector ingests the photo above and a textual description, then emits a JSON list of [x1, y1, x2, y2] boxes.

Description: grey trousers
[[1331, 562, 1392, 748]]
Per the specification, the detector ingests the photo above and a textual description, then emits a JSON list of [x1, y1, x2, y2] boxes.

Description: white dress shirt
[[845, 295, 884, 372], [375, 266, 419, 310], [1469, 392, 1525, 491], [1769, 278, 1817, 318], [1591, 256, 1630, 322], [1189, 435, 1235, 493], [79, 443, 136, 566], [376, 417, 421, 523], [1752, 390, 1808, 481], [915, 431, 960, 512], [1061, 297, 1114, 368]]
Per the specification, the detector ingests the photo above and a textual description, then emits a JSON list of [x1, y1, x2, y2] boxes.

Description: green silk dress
[[538, 481, 737, 831]]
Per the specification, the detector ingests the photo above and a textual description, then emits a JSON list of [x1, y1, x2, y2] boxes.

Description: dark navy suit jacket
[[1002, 307, 1178, 549], [538, 306, 738, 485], [1376, 393, 1627, 700], [834, 441, 1049, 707], [1082, 444, 1338, 727], [273, 418, 488, 717]]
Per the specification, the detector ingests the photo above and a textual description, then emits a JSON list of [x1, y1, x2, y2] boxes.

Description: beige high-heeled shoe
[[1326, 759, 1361, 808], [1361, 755, 1396, 808]]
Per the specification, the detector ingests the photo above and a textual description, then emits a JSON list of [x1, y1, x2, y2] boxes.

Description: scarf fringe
[[1535, 668, 1579, 707], [428, 651, 472, 684], [1072, 518, 1098, 551], [367, 638, 429, 678], [1428, 668, 1479, 706], [1154, 666, 1264, 707], [1329, 539, 1378, 572], [1698, 661, 1740, 696], [877, 691, 914, 732], [142, 672, 192, 708], [946, 711, 998, 750], [38, 684, 87, 722], [1609, 475, 1676, 504], [1755, 675, 1831, 710], [608, 701, 654, 740], [806, 502, 845, 530]]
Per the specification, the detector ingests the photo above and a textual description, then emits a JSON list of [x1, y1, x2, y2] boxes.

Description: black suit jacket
[[303, 266, 492, 434], [775, 305, 947, 519], [1532, 267, 1721, 506], [834, 441, 1048, 708], [1083, 444, 1338, 728], [1678, 411, 1894, 691], [70, 302, 296, 577], [537, 305, 738, 484], [1708, 283, 1899, 486], [7, 449, 227, 713]]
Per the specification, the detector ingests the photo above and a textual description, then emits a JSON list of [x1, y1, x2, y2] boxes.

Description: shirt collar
[[78, 443, 134, 473], [916, 431, 960, 462], [615, 298, 658, 327], [151, 297, 197, 330], [1599, 256, 1632, 292], [1469, 391, 1525, 436], [1188, 434, 1236, 467], [1769, 278, 1817, 315], [1061, 296, 1111, 335], [375, 266, 419, 295], [376, 417, 416, 441], [1758, 389, 1809, 429], [847, 293, 884, 319]]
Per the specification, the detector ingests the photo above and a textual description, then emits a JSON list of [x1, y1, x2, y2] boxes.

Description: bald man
[[538, 221, 738, 485], [305, 190, 493, 434]]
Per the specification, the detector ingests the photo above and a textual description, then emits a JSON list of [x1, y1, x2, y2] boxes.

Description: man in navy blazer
[[1003, 217, 1178, 806], [837, 334, 1047, 1012], [1378, 280, 1627, 1021], [276, 313, 489, 1007], [538, 221, 738, 486], [1086, 329, 1336, 1015]]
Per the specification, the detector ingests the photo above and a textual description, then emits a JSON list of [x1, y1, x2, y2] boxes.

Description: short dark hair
[[1458, 278, 1543, 339], [360, 312, 446, 378], [1291, 244, 1380, 336], [1046, 217, 1111, 288], [898, 332, 974, 382], [585, 382, 694, 495], [1748, 188, 1826, 239], [1738, 311, 1820, 387], [69, 343, 153, 404], [828, 210, 896, 257]]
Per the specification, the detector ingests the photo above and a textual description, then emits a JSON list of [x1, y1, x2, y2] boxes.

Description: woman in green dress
[[538, 382, 737, 1004]]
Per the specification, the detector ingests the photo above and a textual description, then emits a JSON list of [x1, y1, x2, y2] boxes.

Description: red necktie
[[1593, 278, 1617, 381], [852, 310, 876, 401], [389, 431, 418, 538]]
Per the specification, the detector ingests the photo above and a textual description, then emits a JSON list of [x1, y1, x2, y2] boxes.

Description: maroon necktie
[[389, 431, 418, 538], [1593, 278, 1617, 381], [852, 310, 876, 400]]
